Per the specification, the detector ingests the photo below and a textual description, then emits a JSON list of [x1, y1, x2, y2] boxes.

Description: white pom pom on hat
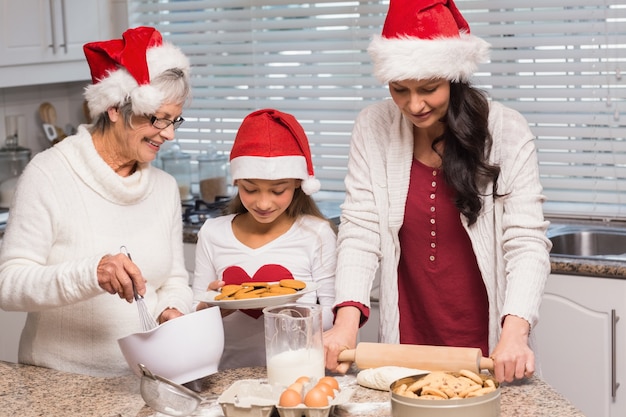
[[368, 0, 490, 84], [83, 26, 190, 118], [229, 109, 321, 195]]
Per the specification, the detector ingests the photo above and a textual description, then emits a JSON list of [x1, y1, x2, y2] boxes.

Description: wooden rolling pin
[[337, 342, 494, 374]]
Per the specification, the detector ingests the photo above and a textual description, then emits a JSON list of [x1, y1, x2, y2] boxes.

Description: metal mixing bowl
[[139, 363, 203, 417]]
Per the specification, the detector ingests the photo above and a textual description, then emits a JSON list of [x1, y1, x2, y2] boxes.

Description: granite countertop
[[1, 361, 584, 417], [551, 255, 626, 278], [183, 225, 201, 244]]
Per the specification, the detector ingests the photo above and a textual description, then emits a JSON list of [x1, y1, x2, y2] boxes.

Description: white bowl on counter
[[118, 306, 224, 384]]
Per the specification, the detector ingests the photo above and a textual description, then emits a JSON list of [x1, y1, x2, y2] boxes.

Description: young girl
[[193, 108, 337, 370]]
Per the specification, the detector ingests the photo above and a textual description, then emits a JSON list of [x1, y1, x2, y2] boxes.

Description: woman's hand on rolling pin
[[323, 306, 361, 374], [97, 253, 146, 303], [489, 315, 534, 383]]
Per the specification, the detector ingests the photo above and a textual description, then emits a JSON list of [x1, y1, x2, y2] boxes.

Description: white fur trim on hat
[[84, 41, 190, 118], [146, 42, 190, 81], [368, 33, 490, 84], [84, 69, 137, 118], [230, 155, 308, 182], [230, 154, 320, 195], [301, 177, 321, 195]]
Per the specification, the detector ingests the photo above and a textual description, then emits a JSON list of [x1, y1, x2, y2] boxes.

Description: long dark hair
[[227, 186, 337, 232], [432, 82, 502, 225]]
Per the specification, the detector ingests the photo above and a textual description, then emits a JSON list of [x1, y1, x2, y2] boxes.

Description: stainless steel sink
[[548, 225, 626, 261]]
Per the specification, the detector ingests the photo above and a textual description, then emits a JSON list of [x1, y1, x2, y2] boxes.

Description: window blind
[[461, 0, 626, 219], [128, 0, 390, 195], [128, 0, 626, 219]]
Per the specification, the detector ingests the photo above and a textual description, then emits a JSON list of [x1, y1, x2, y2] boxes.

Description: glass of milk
[[263, 303, 324, 387]]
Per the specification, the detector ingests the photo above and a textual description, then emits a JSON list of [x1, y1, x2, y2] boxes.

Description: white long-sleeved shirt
[[0, 126, 192, 377], [334, 99, 552, 353], [192, 213, 336, 369]]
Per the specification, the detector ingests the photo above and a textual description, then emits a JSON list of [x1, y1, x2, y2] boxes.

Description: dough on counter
[[356, 366, 428, 391]]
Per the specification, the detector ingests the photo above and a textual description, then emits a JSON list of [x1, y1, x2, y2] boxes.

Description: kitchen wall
[[0, 82, 88, 156], [0, 0, 128, 158]]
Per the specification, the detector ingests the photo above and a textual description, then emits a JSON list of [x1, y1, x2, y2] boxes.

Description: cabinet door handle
[[48, 0, 58, 54], [612, 309, 620, 399], [60, 0, 68, 53]]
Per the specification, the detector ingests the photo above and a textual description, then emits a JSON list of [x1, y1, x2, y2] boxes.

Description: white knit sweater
[[0, 126, 192, 377], [334, 99, 552, 353]]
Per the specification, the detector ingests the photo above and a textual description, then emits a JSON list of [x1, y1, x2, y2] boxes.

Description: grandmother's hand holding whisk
[[97, 253, 146, 303]]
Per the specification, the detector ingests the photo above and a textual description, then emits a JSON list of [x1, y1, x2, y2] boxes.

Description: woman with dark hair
[[0, 27, 193, 377], [323, 0, 551, 384]]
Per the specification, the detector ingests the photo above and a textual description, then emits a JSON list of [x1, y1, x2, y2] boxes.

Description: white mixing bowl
[[118, 306, 224, 384]]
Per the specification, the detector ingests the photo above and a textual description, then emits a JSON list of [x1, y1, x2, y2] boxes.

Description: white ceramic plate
[[195, 282, 320, 310]]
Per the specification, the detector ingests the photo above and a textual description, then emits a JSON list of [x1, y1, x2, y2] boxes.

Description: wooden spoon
[[38, 102, 56, 124], [38, 102, 66, 143]]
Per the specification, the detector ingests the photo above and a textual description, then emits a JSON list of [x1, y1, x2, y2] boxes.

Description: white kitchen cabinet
[[0, 0, 115, 87], [535, 273, 626, 417], [0, 309, 27, 363], [183, 242, 196, 285]]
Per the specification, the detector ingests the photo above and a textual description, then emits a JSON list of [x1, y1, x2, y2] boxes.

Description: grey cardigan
[[335, 99, 552, 353]]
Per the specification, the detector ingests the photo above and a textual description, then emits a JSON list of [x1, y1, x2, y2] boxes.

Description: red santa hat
[[368, 0, 490, 83], [230, 109, 321, 195], [83, 26, 190, 118]]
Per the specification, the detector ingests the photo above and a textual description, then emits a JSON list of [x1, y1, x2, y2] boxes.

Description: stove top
[[182, 198, 231, 226], [182, 197, 342, 228]]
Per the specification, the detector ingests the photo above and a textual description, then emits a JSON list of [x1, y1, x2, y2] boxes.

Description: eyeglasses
[[148, 115, 185, 130]]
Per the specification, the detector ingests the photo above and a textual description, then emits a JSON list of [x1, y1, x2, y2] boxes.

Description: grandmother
[[0, 26, 193, 377]]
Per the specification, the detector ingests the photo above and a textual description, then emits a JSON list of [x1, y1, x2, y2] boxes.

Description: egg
[[314, 381, 335, 398], [287, 382, 303, 395], [295, 376, 311, 385], [304, 387, 329, 407], [279, 388, 302, 407], [318, 376, 340, 391]]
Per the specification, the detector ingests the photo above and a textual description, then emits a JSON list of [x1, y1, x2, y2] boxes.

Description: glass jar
[[0, 134, 31, 183], [160, 144, 192, 201], [197, 147, 228, 203], [0, 135, 31, 208]]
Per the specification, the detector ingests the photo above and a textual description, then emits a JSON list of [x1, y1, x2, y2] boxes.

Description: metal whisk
[[120, 246, 158, 331]]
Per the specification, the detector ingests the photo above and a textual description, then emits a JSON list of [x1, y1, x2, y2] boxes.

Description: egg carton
[[218, 380, 280, 417], [275, 385, 353, 417], [275, 404, 332, 417], [217, 379, 353, 417]]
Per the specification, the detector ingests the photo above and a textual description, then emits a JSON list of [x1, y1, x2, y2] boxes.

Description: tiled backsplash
[[0, 81, 89, 156]]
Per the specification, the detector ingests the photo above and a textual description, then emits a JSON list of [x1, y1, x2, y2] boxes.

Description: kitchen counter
[[1, 361, 584, 417], [184, 225, 201, 244], [551, 255, 626, 278]]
